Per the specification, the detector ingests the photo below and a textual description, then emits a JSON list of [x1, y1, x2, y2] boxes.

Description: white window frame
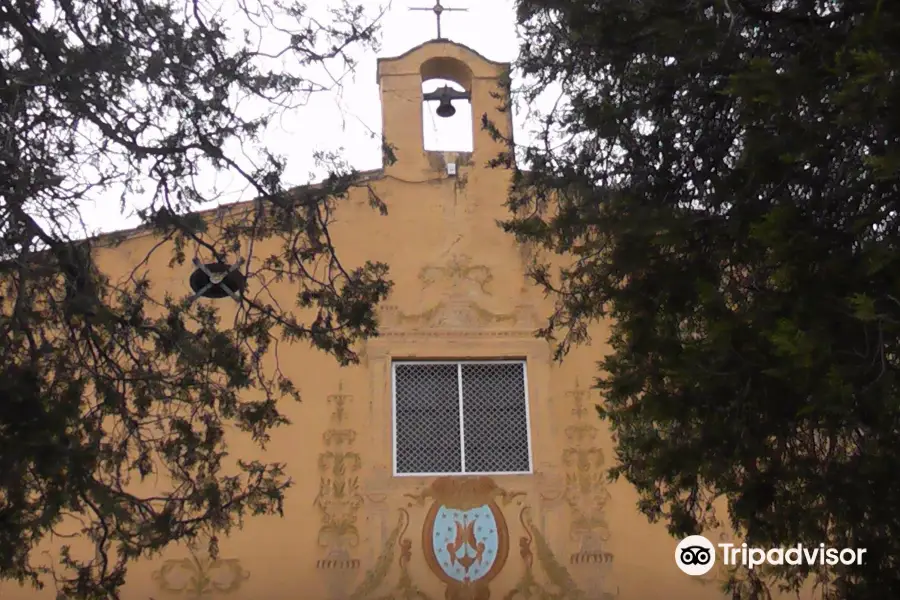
[[391, 359, 534, 477]]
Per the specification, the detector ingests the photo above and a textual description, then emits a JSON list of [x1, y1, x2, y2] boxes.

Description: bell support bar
[[423, 85, 471, 105]]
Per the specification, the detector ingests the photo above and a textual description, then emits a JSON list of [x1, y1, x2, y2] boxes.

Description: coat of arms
[[411, 477, 523, 600]]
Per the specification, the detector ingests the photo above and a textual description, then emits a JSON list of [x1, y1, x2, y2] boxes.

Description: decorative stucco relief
[[360, 465, 404, 553], [349, 477, 524, 600], [408, 477, 524, 600], [420, 253, 493, 295], [377, 253, 541, 337], [314, 382, 364, 598], [505, 507, 618, 600], [348, 508, 433, 600], [354, 253, 555, 599], [536, 380, 616, 596], [151, 534, 249, 599]]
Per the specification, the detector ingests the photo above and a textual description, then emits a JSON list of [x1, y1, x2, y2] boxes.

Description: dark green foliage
[[507, 0, 900, 597], [0, 1, 391, 597]]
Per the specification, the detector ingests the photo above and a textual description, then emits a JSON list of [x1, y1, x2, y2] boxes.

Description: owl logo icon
[[675, 535, 716, 576]]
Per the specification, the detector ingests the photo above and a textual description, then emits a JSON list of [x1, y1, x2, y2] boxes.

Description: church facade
[[3, 39, 814, 600]]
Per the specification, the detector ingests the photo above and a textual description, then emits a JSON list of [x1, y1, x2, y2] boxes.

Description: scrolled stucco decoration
[[347, 511, 404, 600], [533, 462, 569, 553], [419, 253, 493, 294], [535, 380, 617, 597], [348, 509, 434, 600], [562, 382, 613, 549], [378, 298, 516, 332], [360, 465, 402, 550], [376, 296, 540, 336], [505, 506, 619, 600], [314, 382, 364, 598], [376, 252, 544, 336], [151, 536, 249, 599]]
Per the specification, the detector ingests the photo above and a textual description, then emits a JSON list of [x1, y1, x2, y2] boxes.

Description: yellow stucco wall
[[1, 41, 817, 600]]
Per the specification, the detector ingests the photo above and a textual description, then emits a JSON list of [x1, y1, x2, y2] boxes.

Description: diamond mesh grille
[[393, 361, 530, 475], [394, 363, 462, 474], [461, 363, 530, 473]]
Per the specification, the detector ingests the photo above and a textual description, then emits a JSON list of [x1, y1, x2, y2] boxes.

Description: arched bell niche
[[420, 57, 473, 152], [376, 40, 511, 177]]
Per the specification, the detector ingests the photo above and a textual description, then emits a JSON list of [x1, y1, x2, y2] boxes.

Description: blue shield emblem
[[430, 504, 501, 582], [420, 477, 514, 593]]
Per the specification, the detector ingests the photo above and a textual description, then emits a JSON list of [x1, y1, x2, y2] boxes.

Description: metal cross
[[188, 257, 245, 304], [409, 0, 467, 40]]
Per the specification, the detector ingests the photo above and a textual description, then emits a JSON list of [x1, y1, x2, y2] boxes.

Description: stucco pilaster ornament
[[557, 380, 617, 597], [314, 381, 364, 599], [151, 534, 249, 598]]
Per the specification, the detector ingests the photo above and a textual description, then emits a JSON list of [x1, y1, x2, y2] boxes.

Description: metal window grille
[[393, 360, 532, 475]]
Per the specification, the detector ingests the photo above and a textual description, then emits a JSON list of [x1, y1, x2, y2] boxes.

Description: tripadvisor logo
[[675, 535, 867, 576], [675, 535, 717, 576]]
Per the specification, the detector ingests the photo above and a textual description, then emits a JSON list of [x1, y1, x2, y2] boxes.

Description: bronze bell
[[436, 96, 456, 118], [423, 84, 472, 119]]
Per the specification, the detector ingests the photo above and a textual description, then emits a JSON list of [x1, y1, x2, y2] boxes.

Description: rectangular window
[[392, 360, 532, 476]]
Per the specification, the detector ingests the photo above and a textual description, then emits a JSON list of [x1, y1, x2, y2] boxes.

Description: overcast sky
[[85, 0, 522, 234]]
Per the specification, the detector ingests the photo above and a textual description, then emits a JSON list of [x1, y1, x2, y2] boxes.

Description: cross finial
[[409, 0, 467, 40]]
